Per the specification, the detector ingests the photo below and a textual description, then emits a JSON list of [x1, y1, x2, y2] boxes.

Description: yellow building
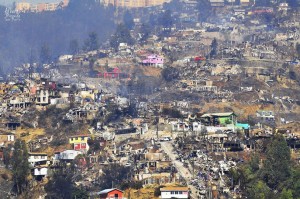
[[15, 2, 31, 12], [69, 135, 90, 152], [69, 135, 89, 144]]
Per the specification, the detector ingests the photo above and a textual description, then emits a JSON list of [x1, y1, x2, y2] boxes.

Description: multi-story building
[[102, 0, 171, 8], [15, 2, 31, 12], [16, 0, 69, 13]]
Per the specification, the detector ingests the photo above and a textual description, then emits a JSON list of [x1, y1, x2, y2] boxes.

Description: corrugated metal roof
[[160, 187, 189, 191], [98, 188, 123, 194], [201, 112, 235, 117]]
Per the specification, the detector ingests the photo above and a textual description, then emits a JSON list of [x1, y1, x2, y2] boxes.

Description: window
[[171, 191, 174, 194], [81, 137, 84, 141], [179, 191, 182, 194], [175, 191, 178, 194]]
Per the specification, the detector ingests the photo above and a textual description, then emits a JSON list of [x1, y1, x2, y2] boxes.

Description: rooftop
[[160, 186, 189, 191]]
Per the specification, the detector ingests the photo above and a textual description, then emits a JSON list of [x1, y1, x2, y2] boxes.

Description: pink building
[[142, 54, 164, 68]]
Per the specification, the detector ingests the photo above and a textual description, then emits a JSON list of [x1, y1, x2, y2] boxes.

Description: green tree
[[69, 39, 80, 55], [72, 187, 89, 199], [159, 10, 173, 29], [88, 55, 96, 72], [249, 153, 260, 172], [210, 38, 218, 58], [154, 185, 165, 197], [161, 67, 179, 82], [285, 167, 300, 198], [83, 32, 99, 52], [296, 43, 300, 58], [40, 43, 51, 64], [45, 169, 74, 198], [247, 180, 271, 199], [262, 135, 291, 189], [3, 145, 12, 167], [11, 139, 30, 194], [197, 0, 212, 22], [123, 10, 134, 30], [96, 164, 131, 189], [139, 23, 151, 43], [110, 23, 135, 50], [279, 188, 293, 199]]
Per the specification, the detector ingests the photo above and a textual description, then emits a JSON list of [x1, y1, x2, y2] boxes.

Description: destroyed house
[[98, 67, 130, 79], [115, 128, 137, 135], [200, 112, 237, 133]]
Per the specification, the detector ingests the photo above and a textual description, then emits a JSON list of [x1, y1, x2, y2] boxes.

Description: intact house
[[69, 135, 90, 153], [98, 188, 124, 199], [28, 152, 49, 179], [142, 54, 164, 68], [35, 89, 50, 106], [34, 79, 58, 106], [160, 187, 189, 199], [28, 152, 49, 167]]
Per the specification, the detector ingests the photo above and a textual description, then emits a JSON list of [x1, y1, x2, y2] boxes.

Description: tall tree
[[69, 39, 80, 55], [110, 23, 135, 50], [262, 135, 291, 189], [296, 43, 300, 58], [123, 10, 134, 30], [255, 0, 272, 7], [83, 32, 99, 52], [159, 10, 173, 29], [11, 139, 29, 194], [279, 188, 293, 199], [197, 0, 212, 22], [40, 43, 51, 64], [45, 170, 74, 198], [247, 180, 271, 199], [210, 38, 218, 58], [139, 23, 151, 44]]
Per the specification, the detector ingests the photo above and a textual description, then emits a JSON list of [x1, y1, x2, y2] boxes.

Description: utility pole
[[156, 106, 159, 139]]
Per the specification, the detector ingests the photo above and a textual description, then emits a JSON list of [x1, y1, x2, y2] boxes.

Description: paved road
[[160, 141, 200, 199]]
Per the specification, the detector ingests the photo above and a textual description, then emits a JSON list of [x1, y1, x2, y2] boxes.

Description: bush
[[161, 67, 179, 82], [162, 108, 182, 118], [154, 185, 165, 197]]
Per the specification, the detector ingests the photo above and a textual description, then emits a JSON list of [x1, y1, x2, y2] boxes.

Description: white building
[[35, 89, 50, 106], [170, 121, 189, 132], [160, 187, 189, 199], [34, 167, 48, 176], [54, 150, 82, 160], [256, 110, 275, 120], [28, 153, 48, 167]]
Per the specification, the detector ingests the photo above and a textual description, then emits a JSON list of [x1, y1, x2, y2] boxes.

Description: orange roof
[[160, 187, 189, 191]]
